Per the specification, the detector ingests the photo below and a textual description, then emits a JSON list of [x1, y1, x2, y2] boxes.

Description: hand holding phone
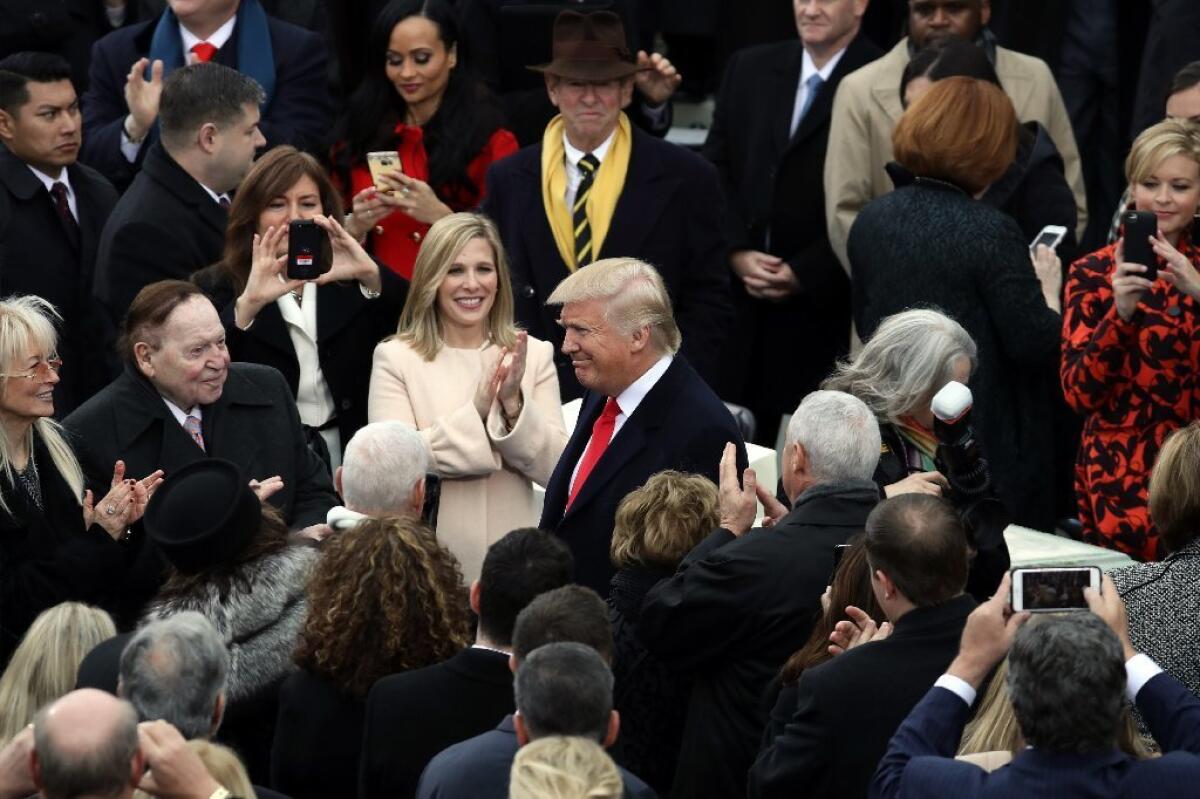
[[1029, 224, 1067, 257], [366, 151, 403, 193], [1010, 566, 1100, 613]]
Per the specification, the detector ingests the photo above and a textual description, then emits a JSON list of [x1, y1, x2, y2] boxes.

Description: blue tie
[[791, 73, 825, 136]]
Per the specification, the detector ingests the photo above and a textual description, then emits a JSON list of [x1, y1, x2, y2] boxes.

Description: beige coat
[[824, 38, 1087, 271], [367, 336, 568, 581]]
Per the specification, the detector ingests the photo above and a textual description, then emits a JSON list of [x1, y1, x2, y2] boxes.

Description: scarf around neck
[[540, 112, 632, 271]]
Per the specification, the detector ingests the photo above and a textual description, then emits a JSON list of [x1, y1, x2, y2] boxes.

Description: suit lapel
[[141, 143, 228, 238], [203, 368, 268, 467], [772, 43, 805, 156], [600, 131, 676, 258], [245, 300, 295, 359], [112, 369, 205, 472], [315, 282, 366, 344], [789, 36, 878, 151]]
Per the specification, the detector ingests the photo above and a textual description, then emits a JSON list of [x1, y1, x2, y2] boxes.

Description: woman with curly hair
[[270, 515, 471, 798]]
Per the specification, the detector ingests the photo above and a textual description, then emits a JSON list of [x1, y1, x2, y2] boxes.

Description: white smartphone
[[1010, 566, 1100, 613], [1029, 224, 1068, 257]]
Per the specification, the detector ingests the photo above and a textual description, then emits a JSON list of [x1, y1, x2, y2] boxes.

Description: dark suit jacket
[[537, 356, 746, 594], [271, 669, 364, 799], [81, 7, 332, 188], [873, 672, 1200, 798], [416, 715, 656, 799], [63, 361, 338, 627], [196, 268, 407, 452], [0, 148, 116, 413], [481, 126, 732, 397], [93, 142, 227, 351], [748, 593, 976, 799], [636, 481, 880, 799], [703, 36, 881, 430], [360, 646, 515, 799]]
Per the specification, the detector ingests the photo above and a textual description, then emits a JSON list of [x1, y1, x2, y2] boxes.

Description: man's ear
[[211, 692, 226, 736], [508, 653, 518, 674], [628, 325, 651, 354], [874, 568, 897, 601], [469, 579, 482, 615], [545, 74, 560, 108], [410, 476, 426, 517], [0, 109, 16, 143], [334, 465, 344, 498], [133, 342, 155, 379], [792, 441, 810, 476], [602, 709, 619, 748], [513, 711, 530, 746], [196, 122, 219, 154], [129, 747, 146, 788]]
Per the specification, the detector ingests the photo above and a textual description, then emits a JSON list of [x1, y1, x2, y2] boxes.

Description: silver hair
[[785, 390, 881, 484], [34, 695, 139, 799], [822, 309, 977, 425], [119, 612, 228, 739], [341, 421, 431, 514], [545, 258, 682, 355]]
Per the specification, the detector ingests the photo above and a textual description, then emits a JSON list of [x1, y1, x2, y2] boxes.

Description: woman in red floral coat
[[1062, 118, 1200, 560], [333, 0, 518, 279]]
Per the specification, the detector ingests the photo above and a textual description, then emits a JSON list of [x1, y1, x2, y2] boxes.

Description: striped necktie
[[573, 153, 600, 267], [184, 415, 205, 451]]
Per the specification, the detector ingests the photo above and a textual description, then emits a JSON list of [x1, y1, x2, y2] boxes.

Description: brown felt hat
[[527, 11, 643, 81]]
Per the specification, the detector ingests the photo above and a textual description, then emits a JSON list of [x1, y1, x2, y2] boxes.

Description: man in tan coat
[[824, 0, 1086, 271]]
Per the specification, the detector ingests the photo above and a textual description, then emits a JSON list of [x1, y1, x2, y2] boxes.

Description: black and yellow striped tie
[[574, 153, 600, 267]]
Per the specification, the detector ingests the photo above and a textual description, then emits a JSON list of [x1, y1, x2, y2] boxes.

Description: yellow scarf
[[540, 112, 632, 271]]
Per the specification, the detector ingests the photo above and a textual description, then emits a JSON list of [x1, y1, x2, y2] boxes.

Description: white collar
[[614, 354, 672, 419], [801, 45, 847, 86], [161, 397, 201, 428], [563, 127, 617, 168], [27, 164, 70, 191], [195, 180, 228, 207], [179, 13, 237, 58]]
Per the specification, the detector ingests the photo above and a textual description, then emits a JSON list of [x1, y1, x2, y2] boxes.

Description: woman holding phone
[[334, 0, 518, 279], [1062, 118, 1200, 560]]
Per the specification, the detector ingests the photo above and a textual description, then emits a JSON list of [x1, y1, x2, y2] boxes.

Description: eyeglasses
[[0, 358, 63, 381]]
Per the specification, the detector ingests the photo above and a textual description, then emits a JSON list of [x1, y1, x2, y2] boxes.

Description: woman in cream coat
[[368, 213, 567, 580]]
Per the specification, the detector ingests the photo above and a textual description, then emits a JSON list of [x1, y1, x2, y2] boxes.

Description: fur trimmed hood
[[143, 544, 318, 702]]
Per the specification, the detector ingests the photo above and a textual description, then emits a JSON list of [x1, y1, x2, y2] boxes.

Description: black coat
[[748, 593, 976, 799], [359, 647, 515, 799], [481, 127, 733, 397], [93, 142, 227, 348], [80, 7, 332, 188], [271, 669, 364, 799], [703, 36, 881, 435], [0, 431, 125, 666], [850, 181, 1061, 531], [0, 149, 116, 414], [638, 481, 880, 799], [195, 268, 407, 453], [63, 361, 338, 627], [538, 357, 747, 594]]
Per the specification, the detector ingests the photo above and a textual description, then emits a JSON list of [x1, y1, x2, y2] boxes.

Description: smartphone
[[366, 151, 403, 192], [1010, 566, 1100, 613], [1029, 224, 1067, 257], [828, 543, 852, 583], [287, 219, 332, 281], [1122, 210, 1159, 281]]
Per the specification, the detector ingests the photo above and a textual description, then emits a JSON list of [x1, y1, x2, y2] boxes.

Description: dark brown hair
[[215, 146, 345, 295], [118, 280, 207, 364], [891, 76, 1018, 194], [863, 494, 969, 606], [1149, 421, 1200, 553], [294, 516, 470, 698]]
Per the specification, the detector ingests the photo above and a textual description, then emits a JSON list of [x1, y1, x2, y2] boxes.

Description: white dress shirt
[[161, 397, 202, 429], [789, 46, 847, 137], [27, 165, 77, 221], [563, 128, 617, 213]]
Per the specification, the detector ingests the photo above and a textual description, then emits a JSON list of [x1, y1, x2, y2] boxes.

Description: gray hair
[[822, 309, 976, 425], [1008, 613, 1125, 754], [159, 63, 264, 149], [34, 697, 139, 799], [785, 391, 881, 484], [341, 422, 431, 514], [515, 642, 614, 743], [545, 258, 681, 355], [119, 612, 228, 739]]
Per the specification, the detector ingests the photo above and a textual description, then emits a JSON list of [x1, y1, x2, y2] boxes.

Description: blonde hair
[[395, 212, 518, 360], [134, 740, 255, 799], [0, 603, 116, 744], [1125, 118, 1200, 185], [545, 258, 681, 355], [610, 471, 718, 570], [0, 296, 85, 515], [1148, 421, 1200, 553], [509, 736, 622, 799]]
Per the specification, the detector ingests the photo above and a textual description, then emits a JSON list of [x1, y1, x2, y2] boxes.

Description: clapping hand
[[249, 475, 284, 503], [83, 460, 163, 540], [828, 606, 893, 656], [496, 331, 528, 420]]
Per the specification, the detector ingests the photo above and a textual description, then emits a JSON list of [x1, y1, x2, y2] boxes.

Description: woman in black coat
[[194, 146, 406, 468], [849, 78, 1062, 531], [0, 296, 158, 665]]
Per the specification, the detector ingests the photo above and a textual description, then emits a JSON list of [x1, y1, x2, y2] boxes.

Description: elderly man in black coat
[[64, 281, 338, 628], [638, 390, 882, 799]]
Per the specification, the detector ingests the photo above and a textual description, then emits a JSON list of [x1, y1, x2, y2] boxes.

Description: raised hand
[[635, 50, 682, 107], [311, 214, 382, 293], [828, 605, 893, 656], [1154, 231, 1200, 301], [123, 58, 163, 142], [496, 331, 528, 419], [235, 224, 303, 328], [717, 442, 757, 537]]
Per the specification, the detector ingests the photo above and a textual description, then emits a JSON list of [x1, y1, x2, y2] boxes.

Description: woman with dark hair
[[194, 145, 406, 466], [271, 515, 471, 798], [334, 0, 518, 278]]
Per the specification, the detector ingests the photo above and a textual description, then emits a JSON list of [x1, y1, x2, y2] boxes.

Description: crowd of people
[[2, 0, 1200, 797]]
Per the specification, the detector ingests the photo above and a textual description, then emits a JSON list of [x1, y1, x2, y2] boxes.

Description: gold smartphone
[[365, 151, 403, 192]]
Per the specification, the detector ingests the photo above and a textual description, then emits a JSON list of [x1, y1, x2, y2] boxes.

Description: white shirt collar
[[614, 354, 673, 420], [27, 164, 69, 191], [563, 127, 617, 168], [800, 45, 847, 86], [161, 397, 202, 428], [195, 181, 229, 207], [179, 13, 237, 60]]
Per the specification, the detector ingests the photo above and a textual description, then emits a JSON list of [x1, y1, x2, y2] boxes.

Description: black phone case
[[287, 220, 332, 280], [1122, 210, 1159, 281]]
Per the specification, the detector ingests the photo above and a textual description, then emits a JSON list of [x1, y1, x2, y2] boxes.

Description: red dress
[[1060, 233, 1200, 560], [344, 124, 518, 278]]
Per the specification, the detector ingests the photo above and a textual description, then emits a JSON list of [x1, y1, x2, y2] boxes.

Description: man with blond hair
[[538, 257, 746, 592]]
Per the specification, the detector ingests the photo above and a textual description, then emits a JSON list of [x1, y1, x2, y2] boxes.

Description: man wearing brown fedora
[[481, 10, 733, 400]]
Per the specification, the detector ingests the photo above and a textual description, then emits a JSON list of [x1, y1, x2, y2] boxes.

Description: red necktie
[[566, 397, 620, 510], [191, 42, 218, 63]]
